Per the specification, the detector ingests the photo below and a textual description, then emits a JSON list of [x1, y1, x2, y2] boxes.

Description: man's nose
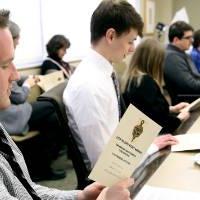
[[10, 63, 20, 81]]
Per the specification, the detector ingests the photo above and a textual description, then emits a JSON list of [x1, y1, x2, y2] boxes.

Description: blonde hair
[[122, 38, 165, 92]]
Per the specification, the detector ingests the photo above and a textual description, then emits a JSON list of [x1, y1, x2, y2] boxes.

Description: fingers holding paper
[[77, 182, 105, 200], [96, 178, 134, 200], [177, 109, 190, 122]]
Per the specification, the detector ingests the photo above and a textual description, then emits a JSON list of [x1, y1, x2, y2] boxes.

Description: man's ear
[[105, 28, 116, 44], [173, 36, 180, 44]]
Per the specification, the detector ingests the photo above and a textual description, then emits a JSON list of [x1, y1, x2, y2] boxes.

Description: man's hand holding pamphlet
[[89, 104, 162, 187]]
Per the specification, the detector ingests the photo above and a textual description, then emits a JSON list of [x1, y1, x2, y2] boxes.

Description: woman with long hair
[[122, 38, 190, 134]]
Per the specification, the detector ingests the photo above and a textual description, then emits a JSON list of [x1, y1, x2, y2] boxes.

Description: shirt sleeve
[[0, 176, 19, 199], [32, 183, 79, 200], [0, 103, 32, 134]]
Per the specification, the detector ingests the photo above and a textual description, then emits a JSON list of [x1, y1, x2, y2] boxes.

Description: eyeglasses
[[181, 35, 193, 40]]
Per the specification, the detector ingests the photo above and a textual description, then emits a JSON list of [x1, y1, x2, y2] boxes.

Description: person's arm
[[32, 183, 79, 200], [78, 178, 134, 200], [0, 103, 32, 134], [11, 76, 38, 104], [164, 53, 200, 93], [32, 178, 133, 200], [0, 176, 19, 199]]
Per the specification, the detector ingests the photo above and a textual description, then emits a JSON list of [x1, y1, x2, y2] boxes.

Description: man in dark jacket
[[164, 21, 200, 104]]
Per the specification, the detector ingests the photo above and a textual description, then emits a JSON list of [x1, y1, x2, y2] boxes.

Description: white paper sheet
[[171, 134, 200, 152], [171, 7, 189, 24], [135, 185, 200, 200]]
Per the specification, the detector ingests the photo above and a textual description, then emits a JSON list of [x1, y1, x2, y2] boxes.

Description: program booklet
[[37, 71, 65, 92], [186, 98, 200, 112], [89, 104, 162, 187]]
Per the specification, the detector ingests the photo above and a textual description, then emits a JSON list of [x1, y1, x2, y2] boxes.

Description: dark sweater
[[122, 74, 181, 134], [164, 44, 200, 104], [41, 56, 71, 78]]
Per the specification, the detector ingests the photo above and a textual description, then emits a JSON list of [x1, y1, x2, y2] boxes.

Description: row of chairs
[[12, 80, 92, 189], [38, 80, 93, 189]]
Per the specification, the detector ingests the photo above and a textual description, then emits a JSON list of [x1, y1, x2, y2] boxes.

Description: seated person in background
[[41, 34, 73, 79], [122, 38, 190, 134], [190, 29, 200, 73], [8, 20, 40, 104], [1, 20, 67, 181], [164, 21, 200, 104]]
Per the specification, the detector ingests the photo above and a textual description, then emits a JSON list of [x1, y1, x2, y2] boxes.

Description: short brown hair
[[46, 34, 70, 57], [168, 21, 193, 42], [90, 0, 143, 43], [0, 9, 10, 28]]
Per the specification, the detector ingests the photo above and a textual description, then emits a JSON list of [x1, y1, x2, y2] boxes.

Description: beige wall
[[173, 0, 199, 30], [155, 0, 173, 25], [18, 66, 41, 76], [154, 0, 199, 30], [18, 60, 81, 75]]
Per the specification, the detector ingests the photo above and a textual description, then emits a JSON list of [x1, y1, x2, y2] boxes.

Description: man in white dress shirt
[[63, 0, 144, 169], [63, 0, 179, 170]]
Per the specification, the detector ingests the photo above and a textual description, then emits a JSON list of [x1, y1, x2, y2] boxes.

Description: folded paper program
[[37, 71, 65, 92], [89, 104, 161, 187]]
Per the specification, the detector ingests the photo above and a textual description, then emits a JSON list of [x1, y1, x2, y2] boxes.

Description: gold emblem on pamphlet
[[131, 120, 144, 141]]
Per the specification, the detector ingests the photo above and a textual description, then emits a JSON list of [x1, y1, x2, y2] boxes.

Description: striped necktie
[[111, 71, 121, 119], [0, 127, 41, 200]]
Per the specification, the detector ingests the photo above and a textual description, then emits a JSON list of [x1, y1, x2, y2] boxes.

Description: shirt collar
[[168, 43, 186, 54], [88, 48, 114, 77]]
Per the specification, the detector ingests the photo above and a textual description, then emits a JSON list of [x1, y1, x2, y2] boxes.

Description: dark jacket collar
[[167, 44, 186, 54]]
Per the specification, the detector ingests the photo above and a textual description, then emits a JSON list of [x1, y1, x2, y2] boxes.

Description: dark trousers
[[17, 101, 66, 177]]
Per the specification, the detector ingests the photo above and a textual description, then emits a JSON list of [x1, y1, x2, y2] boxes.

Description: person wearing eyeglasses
[[164, 21, 200, 105]]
